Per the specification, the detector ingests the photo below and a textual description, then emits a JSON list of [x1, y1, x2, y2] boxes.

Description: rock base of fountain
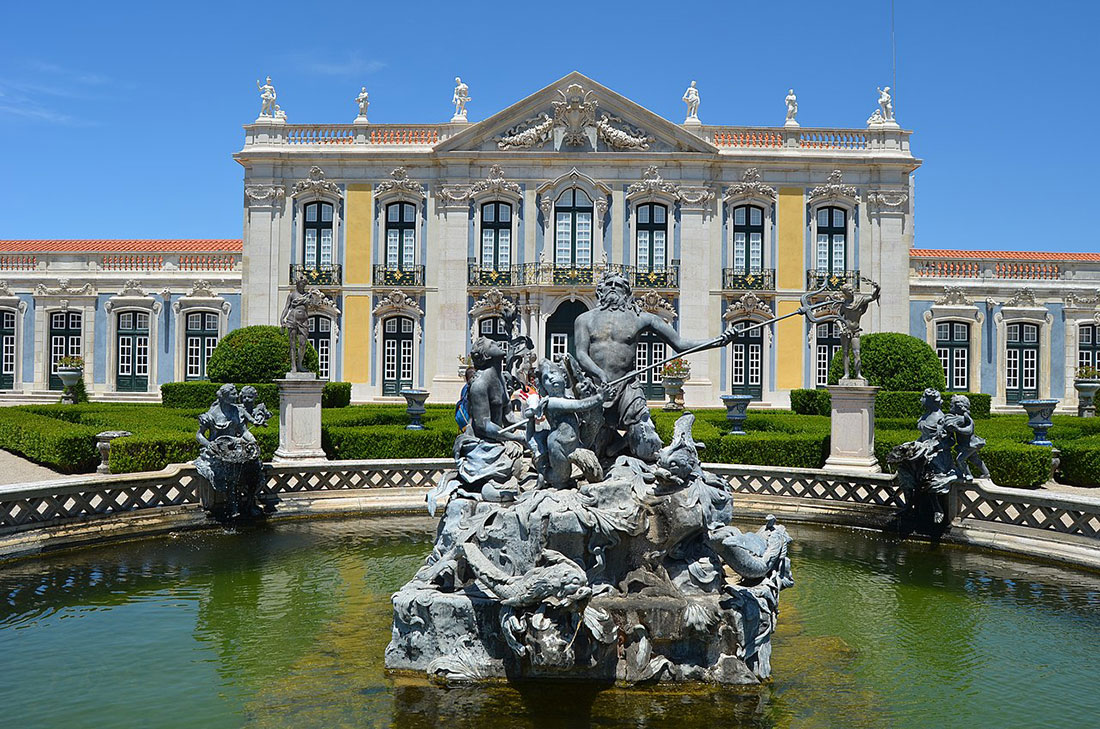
[[385, 419, 792, 686]]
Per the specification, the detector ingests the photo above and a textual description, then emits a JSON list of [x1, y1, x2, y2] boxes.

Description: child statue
[[526, 358, 606, 489], [943, 394, 990, 482]]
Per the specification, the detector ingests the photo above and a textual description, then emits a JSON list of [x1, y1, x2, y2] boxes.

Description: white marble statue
[[355, 86, 369, 121], [256, 76, 277, 118], [452, 77, 471, 121], [877, 86, 894, 121], [784, 88, 798, 126], [682, 80, 700, 123]]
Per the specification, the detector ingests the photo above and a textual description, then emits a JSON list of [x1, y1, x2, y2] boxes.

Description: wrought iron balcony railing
[[290, 263, 342, 286], [466, 261, 680, 290], [723, 268, 775, 291], [373, 264, 425, 287], [467, 263, 518, 287], [633, 261, 680, 289], [807, 269, 860, 291]]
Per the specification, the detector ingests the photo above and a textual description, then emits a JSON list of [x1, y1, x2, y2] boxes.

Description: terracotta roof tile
[[0, 239, 241, 253], [910, 248, 1100, 262]]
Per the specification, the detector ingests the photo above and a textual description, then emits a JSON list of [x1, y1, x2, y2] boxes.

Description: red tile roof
[[911, 248, 1100, 262], [0, 239, 242, 253]]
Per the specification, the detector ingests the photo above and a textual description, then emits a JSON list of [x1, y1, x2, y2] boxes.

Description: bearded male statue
[[574, 272, 736, 462]]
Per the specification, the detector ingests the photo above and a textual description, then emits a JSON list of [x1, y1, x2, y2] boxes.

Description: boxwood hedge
[[160, 381, 351, 409], [828, 332, 946, 391], [206, 326, 319, 383], [791, 389, 991, 420]]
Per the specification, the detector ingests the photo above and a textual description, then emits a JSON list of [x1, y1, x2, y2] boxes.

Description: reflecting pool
[[1, 517, 1098, 729]]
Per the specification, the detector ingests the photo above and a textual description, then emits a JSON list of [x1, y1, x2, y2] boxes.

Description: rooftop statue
[[877, 85, 894, 121], [452, 76, 471, 120], [256, 76, 277, 118], [682, 80, 700, 122], [785, 88, 798, 125], [194, 383, 269, 521], [354, 86, 369, 121]]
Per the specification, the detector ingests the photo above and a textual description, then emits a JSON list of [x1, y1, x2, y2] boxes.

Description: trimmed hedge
[[160, 380, 351, 409], [0, 409, 99, 473], [828, 333, 946, 391], [206, 326, 319, 383], [791, 389, 991, 420], [1057, 435, 1100, 487]]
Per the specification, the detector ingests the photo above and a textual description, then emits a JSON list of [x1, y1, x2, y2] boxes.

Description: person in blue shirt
[[455, 366, 475, 431]]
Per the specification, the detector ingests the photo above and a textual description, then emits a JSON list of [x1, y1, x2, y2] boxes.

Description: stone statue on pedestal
[[256, 76, 277, 118], [354, 86, 369, 121], [194, 383, 268, 521], [785, 88, 798, 125], [452, 77, 471, 121], [280, 278, 313, 375], [834, 280, 881, 383], [877, 86, 894, 121], [682, 80, 700, 123]]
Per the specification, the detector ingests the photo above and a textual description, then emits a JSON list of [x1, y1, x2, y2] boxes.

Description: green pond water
[[1, 517, 1098, 729]]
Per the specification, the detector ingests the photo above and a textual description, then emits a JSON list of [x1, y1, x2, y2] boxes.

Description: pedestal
[[274, 373, 326, 462], [824, 384, 880, 473]]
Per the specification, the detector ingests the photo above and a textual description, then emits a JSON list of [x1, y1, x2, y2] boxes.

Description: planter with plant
[[1074, 365, 1100, 417], [56, 356, 85, 405], [661, 358, 691, 411]]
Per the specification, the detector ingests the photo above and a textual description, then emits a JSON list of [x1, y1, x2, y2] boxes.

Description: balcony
[[633, 262, 680, 289], [723, 268, 775, 291], [467, 262, 518, 287], [807, 269, 860, 291], [373, 264, 425, 287], [290, 263, 342, 286]]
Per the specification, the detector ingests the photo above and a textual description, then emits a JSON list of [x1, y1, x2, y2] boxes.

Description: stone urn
[[1074, 379, 1100, 418], [56, 366, 83, 405], [400, 389, 430, 430], [662, 377, 686, 411], [95, 430, 132, 474], [1019, 399, 1059, 446], [720, 394, 754, 434]]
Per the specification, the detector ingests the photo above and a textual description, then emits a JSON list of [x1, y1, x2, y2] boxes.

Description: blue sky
[[1, 0, 1097, 253]]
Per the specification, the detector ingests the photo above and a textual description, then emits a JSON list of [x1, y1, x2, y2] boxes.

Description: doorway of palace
[[1005, 322, 1039, 404], [545, 300, 589, 362], [115, 311, 150, 393], [382, 315, 415, 396], [729, 320, 763, 399], [49, 311, 82, 391], [1, 309, 15, 390], [636, 330, 666, 400]]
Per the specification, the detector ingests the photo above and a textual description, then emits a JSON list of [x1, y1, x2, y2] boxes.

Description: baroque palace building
[[2, 72, 1099, 410]]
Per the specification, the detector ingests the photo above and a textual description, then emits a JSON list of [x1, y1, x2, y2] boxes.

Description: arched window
[[386, 202, 417, 270], [729, 320, 763, 399], [636, 330, 666, 400], [185, 312, 219, 381], [478, 317, 509, 342], [382, 315, 415, 396], [636, 203, 668, 272], [936, 322, 970, 391], [308, 315, 332, 380], [816, 321, 841, 388], [480, 202, 512, 272], [1006, 322, 1039, 403], [303, 201, 334, 269], [554, 189, 593, 268], [732, 205, 764, 274], [0, 309, 15, 390], [115, 311, 150, 392], [815, 206, 847, 275], [546, 300, 589, 361], [49, 311, 82, 391], [1079, 323, 1100, 372]]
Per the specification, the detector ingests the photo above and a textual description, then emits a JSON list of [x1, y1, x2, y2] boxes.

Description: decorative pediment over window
[[293, 166, 342, 200], [936, 286, 972, 306], [468, 288, 517, 319], [626, 166, 678, 205], [808, 170, 858, 206], [471, 165, 522, 203], [724, 168, 777, 205], [373, 289, 424, 318], [375, 167, 425, 203], [309, 290, 342, 341], [1005, 287, 1039, 308], [34, 279, 95, 297], [0, 280, 27, 314], [172, 279, 231, 315], [536, 168, 612, 220], [106, 281, 161, 315], [0, 280, 15, 298], [1063, 290, 1100, 311], [635, 290, 677, 323], [723, 292, 772, 321], [433, 72, 718, 155]]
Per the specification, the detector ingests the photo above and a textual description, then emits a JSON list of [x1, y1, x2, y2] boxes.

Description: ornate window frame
[[375, 167, 426, 270], [372, 289, 424, 393], [536, 168, 611, 250], [993, 288, 1052, 406], [923, 287, 983, 395], [808, 170, 859, 274], [1061, 292, 1100, 406], [471, 166, 523, 273], [468, 288, 519, 342], [32, 280, 97, 391], [723, 292, 773, 399], [724, 168, 777, 272], [625, 167, 678, 272], [172, 280, 231, 382], [104, 281, 162, 394], [292, 167, 343, 273], [0, 281, 28, 391]]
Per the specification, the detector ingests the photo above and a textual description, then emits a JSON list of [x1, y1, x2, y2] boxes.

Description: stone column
[[243, 185, 286, 326], [428, 191, 473, 403], [865, 193, 911, 334], [274, 373, 326, 462], [824, 384, 880, 473], [677, 188, 718, 408]]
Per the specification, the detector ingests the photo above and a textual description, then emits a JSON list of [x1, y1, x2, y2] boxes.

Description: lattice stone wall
[[956, 484, 1100, 540]]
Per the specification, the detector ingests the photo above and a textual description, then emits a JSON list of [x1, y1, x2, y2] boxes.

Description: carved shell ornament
[[496, 83, 653, 152], [292, 166, 341, 197], [375, 167, 426, 199], [725, 168, 777, 202], [936, 286, 972, 307], [627, 167, 677, 199], [808, 170, 858, 203]]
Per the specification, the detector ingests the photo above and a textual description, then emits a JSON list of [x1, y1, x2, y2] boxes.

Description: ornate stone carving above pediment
[[1064, 290, 1100, 310], [373, 289, 424, 318], [245, 184, 286, 207], [375, 167, 425, 201], [627, 167, 677, 202], [935, 286, 972, 306], [723, 292, 772, 321], [808, 170, 858, 205], [676, 186, 716, 212], [1004, 287, 1039, 308], [292, 166, 342, 199], [471, 165, 522, 201], [635, 290, 677, 323], [496, 82, 653, 152], [34, 279, 95, 297], [865, 189, 909, 210], [172, 280, 231, 315], [0, 280, 13, 297], [724, 168, 776, 203], [537, 168, 611, 220]]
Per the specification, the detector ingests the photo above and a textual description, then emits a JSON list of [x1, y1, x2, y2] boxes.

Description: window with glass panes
[[816, 322, 841, 387], [382, 316, 414, 396], [185, 312, 219, 380], [815, 207, 847, 274], [729, 320, 763, 399], [554, 189, 593, 267], [302, 201, 334, 268], [636, 330, 667, 400], [308, 315, 332, 380], [116, 311, 150, 392], [1078, 324, 1100, 372], [386, 202, 416, 270], [732, 205, 764, 273], [480, 202, 512, 271], [49, 311, 82, 390], [0, 309, 15, 390], [936, 322, 970, 391], [635, 203, 668, 272], [478, 317, 509, 342], [1005, 322, 1039, 403]]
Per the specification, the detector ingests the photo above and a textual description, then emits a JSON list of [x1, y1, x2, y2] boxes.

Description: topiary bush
[[1056, 435, 1100, 487], [206, 326, 318, 383], [322, 381, 352, 408], [790, 389, 831, 416], [875, 391, 992, 420], [828, 333, 946, 392]]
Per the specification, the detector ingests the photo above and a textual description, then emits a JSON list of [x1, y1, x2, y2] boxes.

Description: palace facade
[[2, 72, 1098, 411]]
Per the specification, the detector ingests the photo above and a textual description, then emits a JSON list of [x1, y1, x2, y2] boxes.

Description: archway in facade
[[545, 300, 589, 361]]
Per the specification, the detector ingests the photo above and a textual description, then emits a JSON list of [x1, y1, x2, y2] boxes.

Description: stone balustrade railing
[[909, 255, 1100, 282], [2, 459, 1098, 569], [704, 126, 908, 154], [0, 253, 242, 274], [0, 255, 38, 271], [246, 123, 448, 147]]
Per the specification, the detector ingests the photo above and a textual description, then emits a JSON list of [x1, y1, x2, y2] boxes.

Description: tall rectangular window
[[48, 311, 83, 391], [815, 207, 847, 275], [554, 189, 594, 267], [936, 321, 970, 391], [1079, 324, 1100, 371], [386, 202, 416, 270], [0, 310, 15, 390], [185, 312, 219, 381], [303, 202, 334, 268], [1006, 322, 1039, 403], [816, 322, 841, 387], [636, 203, 668, 272], [732, 205, 764, 273], [480, 202, 512, 271]]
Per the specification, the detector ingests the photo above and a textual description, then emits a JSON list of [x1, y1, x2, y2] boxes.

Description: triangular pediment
[[435, 72, 718, 155]]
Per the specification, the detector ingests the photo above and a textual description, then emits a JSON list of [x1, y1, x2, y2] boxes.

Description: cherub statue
[[256, 76, 277, 117], [944, 394, 989, 482], [526, 358, 606, 489], [239, 385, 272, 428]]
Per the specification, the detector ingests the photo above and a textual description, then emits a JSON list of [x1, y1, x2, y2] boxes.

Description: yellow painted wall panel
[[776, 187, 804, 291], [345, 185, 373, 284], [343, 295, 371, 383], [775, 299, 804, 390]]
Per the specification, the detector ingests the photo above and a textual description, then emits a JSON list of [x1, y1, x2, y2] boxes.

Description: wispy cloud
[[0, 60, 123, 126], [296, 52, 387, 77]]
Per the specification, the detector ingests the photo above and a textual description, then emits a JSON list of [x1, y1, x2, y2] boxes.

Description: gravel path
[[0, 449, 61, 486]]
